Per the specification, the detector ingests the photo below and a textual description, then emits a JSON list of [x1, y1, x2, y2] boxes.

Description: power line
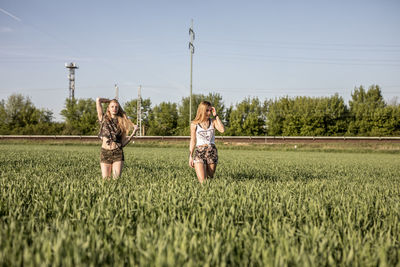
[[200, 54, 400, 66], [0, 85, 112, 95], [1, 84, 399, 96], [201, 38, 400, 50]]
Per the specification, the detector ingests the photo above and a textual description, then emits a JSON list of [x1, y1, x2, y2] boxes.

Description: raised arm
[[96, 97, 109, 121], [122, 124, 139, 147], [211, 107, 225, 133], [188, 123, 197, 168]]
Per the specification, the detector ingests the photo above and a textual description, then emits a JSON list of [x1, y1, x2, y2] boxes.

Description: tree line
[[1, 85, 399, 136]]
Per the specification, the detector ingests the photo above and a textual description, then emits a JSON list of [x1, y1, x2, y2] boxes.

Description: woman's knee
[[206, 164, 217, 177], [101, 163, 111, 176], [112, 161, 123, 177]]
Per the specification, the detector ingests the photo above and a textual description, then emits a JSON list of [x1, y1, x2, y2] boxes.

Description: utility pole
[[65, 62, 78, 100], [137, 85, 142, 136], [189, 19, 195, 126], [114, 84, 119, 100]]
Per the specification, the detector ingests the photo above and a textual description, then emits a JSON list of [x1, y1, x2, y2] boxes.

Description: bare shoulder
[[190, 123, 197, 133]]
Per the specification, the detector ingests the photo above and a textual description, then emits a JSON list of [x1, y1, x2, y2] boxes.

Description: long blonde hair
[[192, 101, 211, 125], [104, 99, 133, 135]]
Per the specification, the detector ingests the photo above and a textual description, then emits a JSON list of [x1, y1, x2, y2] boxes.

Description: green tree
[[295, 95, 348, 136], [266, 95, 349, 136], [227, 97, 265, 136], [0, 94, 56, 134], [224, 105, 233, 131], [348, 85, 386, 135], [264, 97, 285, 136], [60, 98, 98, 135], [147, 102, 178, 136], [320, 94, 349, 135], [369, 104, 400, 136], [0, 100, 7, 133]]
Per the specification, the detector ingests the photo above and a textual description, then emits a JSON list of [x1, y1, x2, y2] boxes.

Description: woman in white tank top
[[189, 101, 225, 183]]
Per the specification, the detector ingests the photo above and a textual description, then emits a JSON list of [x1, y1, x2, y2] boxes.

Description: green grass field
[[0, 143, 399, 266]]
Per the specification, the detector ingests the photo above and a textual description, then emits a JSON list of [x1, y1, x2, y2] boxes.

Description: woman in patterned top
[[189, 101, 225, 183], [96, 97, 138, 179]]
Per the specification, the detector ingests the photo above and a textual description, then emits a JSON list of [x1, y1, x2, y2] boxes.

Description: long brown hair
[[104, 99, 133, 135], [192, 101, 211, 125]]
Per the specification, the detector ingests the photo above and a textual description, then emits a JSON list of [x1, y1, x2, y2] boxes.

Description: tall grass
[[0, 144, 399, 266]]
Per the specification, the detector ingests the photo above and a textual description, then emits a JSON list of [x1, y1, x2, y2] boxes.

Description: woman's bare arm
[[189, 123, 197, 168], [121, 124, 139, 147], [96, 97, 109, 121], [211, 107, 225, 133]]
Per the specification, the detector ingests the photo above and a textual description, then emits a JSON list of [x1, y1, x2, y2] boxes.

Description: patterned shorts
[[100, 147, 124, 164], [193, 144, 218, 165]]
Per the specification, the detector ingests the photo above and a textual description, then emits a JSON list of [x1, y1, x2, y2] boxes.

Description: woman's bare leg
[[100, 163, 112, 179], [194, 162, 207, 183], [112, 161, 124, 179], [206, 163, 217, 178]]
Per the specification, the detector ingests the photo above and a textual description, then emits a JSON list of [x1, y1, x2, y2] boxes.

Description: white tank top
[[196, 119, 215, 146]]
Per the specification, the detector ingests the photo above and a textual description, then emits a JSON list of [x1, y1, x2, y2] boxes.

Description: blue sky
[[1, 0, 399, 121]]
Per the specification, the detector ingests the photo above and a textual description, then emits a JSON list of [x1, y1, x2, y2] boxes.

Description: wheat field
[[0, 143, 399, 266]]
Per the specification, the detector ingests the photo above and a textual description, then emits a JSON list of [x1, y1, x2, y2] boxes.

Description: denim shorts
[[100, 147, 124, 164], [193, 144, 218, 165]]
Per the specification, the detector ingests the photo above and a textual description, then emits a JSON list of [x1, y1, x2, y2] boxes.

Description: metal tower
[[137, 85, 142, 136], [115, 84, 119, 100], [189, 19, 195, 125], [65, 62, 78, 100]]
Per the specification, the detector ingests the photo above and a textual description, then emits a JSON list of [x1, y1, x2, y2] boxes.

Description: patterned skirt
[[193, 144, 218, 165], [100, 147, 124, 164]]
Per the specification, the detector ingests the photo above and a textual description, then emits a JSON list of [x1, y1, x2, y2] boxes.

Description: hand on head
[[211, 107, 217, 117]]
